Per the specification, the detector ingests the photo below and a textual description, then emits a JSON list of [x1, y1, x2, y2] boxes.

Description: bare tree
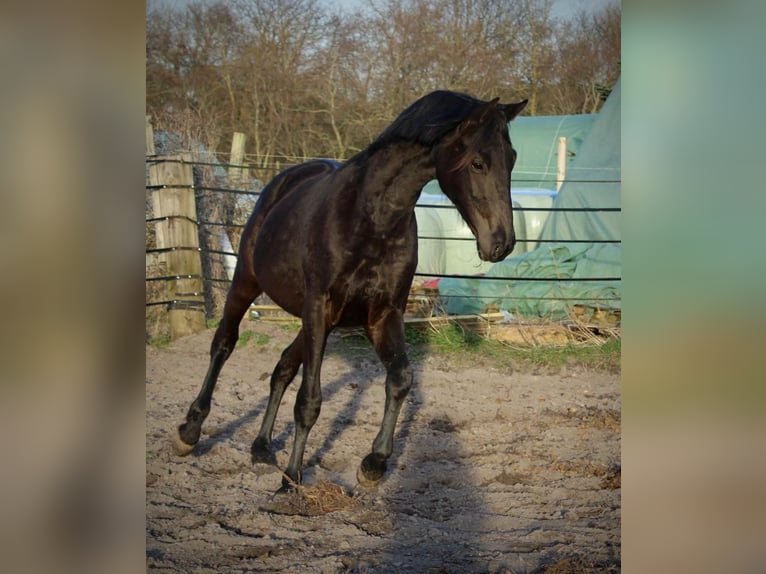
[[361, 0, 537, 115], [146, 0, 620, 162], [230, 0, 328, 164], [551, 1, 621, 114], [147, 1, 245, 151]]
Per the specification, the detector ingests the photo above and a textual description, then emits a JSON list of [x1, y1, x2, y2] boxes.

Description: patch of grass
[[255, 332, 271, 346], [148, 334, 172, 349], [311, 322, 619, 374], [510, 337, 621, 372], [277, 320, 302, 332], [404, 323, 620, 373], [236, 330, 271, 348], [327, 331, 373, 359]]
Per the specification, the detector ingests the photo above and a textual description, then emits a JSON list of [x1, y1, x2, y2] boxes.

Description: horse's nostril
[[491, 243, 505, 261]]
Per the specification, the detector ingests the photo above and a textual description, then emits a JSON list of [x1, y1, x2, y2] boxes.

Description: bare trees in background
[[146, 0, 620, 160], [552, 1, 621, 114]]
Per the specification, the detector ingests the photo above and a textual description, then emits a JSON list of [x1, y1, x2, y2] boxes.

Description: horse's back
[[254, 159, 340, 217], [238, 159, 338, 257]]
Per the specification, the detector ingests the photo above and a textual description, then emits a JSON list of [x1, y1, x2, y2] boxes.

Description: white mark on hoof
[[172, 433, 196, 456]]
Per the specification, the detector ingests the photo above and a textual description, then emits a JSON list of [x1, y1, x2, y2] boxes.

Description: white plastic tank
[[413, 200, 447, 275], [510, 188, 558, 251], [415, 181, 527, 275], [220, 231, 238, 280]]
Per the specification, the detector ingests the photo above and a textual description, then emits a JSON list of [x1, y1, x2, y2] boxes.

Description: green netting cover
[[511, 112, 597, 190], [439, 242, 621, 318]]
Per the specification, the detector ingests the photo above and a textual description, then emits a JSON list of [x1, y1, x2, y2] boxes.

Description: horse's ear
[[500, 99, 528, 122], [459, 98, 500, 134], [477, 97, 500, 124], [479, 98, 500, 124]]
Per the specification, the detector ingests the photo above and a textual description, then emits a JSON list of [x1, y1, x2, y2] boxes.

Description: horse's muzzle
[[490, 242, 512, 262], [480, 230, 515, 262]]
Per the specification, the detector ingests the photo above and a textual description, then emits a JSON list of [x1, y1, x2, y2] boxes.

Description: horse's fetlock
[[189, 404, 210, 423]]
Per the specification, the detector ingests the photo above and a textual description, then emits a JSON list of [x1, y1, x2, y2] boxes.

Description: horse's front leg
[[358, 308, 413, 487], [280, 299, 330, 491]]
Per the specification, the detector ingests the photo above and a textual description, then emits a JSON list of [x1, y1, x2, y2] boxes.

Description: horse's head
[[433, 98, 528, 262]]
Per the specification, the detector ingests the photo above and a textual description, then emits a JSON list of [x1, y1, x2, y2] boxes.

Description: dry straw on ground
[[263, 477, 360, 516]]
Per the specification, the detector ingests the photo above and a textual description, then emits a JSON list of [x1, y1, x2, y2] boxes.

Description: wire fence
[[145, 154, 621, 337]]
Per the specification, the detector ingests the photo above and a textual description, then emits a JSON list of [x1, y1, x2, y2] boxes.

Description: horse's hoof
[[357, 454, 387, 487], [356, 465, 383, 488], [172, 433, 196, 456], [251, 438, 277, 466], [252, 450, 277, 466]]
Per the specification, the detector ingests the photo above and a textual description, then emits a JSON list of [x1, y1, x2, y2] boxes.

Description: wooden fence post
[[148, 153, 206, 339], [229, 131, 247, 185]]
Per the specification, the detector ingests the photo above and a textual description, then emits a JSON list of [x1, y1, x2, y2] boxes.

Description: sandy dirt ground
[[146, 320, 620, 573]]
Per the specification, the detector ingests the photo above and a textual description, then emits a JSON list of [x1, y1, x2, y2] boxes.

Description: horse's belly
[[252, 213, 415, 325]]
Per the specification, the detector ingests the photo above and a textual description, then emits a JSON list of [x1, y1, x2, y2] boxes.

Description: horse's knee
[[209, 320, 240, 359], [294, 391, 322, 429], [389, 361, 413, 400], [271, 354, 301, 392], [209, 336, 234, 362]]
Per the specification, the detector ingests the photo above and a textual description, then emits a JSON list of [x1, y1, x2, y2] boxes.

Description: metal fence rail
[[145, 154, 620, 339]]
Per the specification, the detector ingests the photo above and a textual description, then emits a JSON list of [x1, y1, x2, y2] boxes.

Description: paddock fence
[[145, 128, 621, 342]]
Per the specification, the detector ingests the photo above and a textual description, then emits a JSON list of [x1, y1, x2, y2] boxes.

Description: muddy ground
[[146, 320, 620, 573]]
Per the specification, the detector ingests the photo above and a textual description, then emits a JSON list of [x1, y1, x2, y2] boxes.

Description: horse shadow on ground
[[181, 329, 512, 573], [186, 329, 412, 461], [188, 336, 370, 459], [312, 334, 502, 573], [350, 381, 502, 574]]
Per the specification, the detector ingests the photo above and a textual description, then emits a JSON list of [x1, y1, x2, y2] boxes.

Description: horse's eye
[[471, 159, 484, 172]]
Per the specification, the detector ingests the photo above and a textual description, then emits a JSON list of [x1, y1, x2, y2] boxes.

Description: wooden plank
[[146, 116, 155, 156]]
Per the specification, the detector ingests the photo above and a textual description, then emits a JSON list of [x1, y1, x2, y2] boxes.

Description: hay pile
[[261, 478, 359, 516]]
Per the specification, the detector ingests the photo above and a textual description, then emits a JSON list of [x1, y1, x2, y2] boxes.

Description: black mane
[[365, 91, 487, 154]]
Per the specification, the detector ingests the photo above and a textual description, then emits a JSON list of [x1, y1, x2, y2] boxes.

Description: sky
[[321, 0, 616, 20], [152, 0, 618, 21]]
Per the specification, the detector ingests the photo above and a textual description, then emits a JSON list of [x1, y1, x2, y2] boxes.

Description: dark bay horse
[[174, 90, 528, 490]]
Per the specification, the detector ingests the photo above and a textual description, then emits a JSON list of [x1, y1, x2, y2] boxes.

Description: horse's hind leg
[[250, 329, 304, 465], [173, 280, 260, 456], [279, 301, 330, 490], [358, 308, 413, 487]]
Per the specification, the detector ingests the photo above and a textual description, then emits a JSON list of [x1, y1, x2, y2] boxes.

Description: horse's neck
[[356, 142, 434, 230]]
